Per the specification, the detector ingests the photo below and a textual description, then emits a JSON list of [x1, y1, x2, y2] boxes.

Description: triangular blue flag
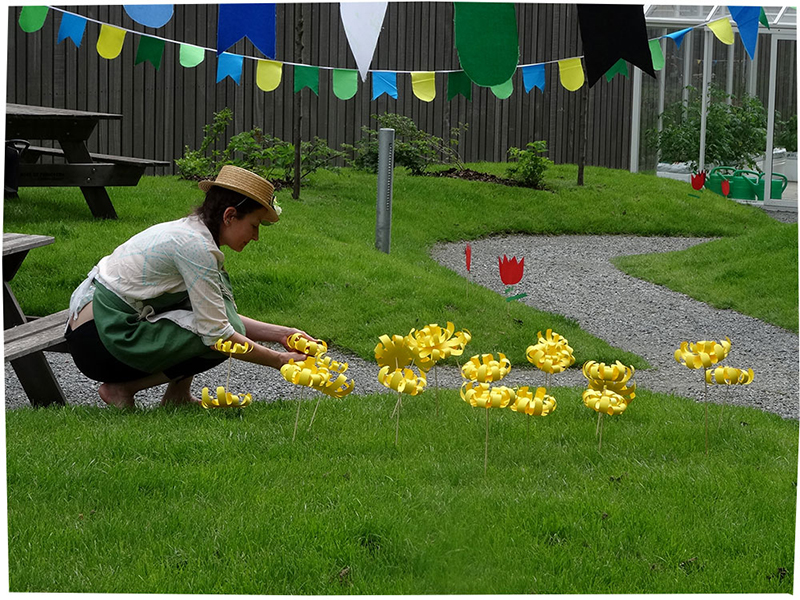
[[665, 27, 693, 49], [217, 52, 244, 84], [57, 11, 87, 47], [728, 6, 761, 60], [217, 3, 276, 58], [522, 64, 545, 93], [372, 71, 398, 100], [124, 5, 174, 28]]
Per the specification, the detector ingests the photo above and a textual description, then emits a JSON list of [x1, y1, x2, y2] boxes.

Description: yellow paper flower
[[406, 322, 472, 371], [705, 366, 755, 386], [201, 386, 252, 408], [461, 353, 512, 383], [213, 339, 254, 355], [674, 337, 732, 369], [582, 360, 636, 402], [511, 386, 557, 416], [582, 388, 628, 416], [525, 329, 575, 374], [378, 365, 427, 396], [460, 381, 515, 408], [287, 332, 328, 357], [280, 356, 355, 398], [374, 334, 414, 371]]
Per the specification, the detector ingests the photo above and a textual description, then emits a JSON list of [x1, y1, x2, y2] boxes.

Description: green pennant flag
[[447, 71, 472, 101], [19, 6, 48, 33], [333, 69, 358, 100], [294, 65, 319, 95], [649, 39, 665, 71], [759, 7, 770, 29], [491, 77, 514, 99], [135, 36, 166, 70], [604, 58, 629, 82]]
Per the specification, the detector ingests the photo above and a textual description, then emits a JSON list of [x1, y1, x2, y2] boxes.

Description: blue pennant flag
[[372, 71, 398, 100], [217, 53, 244, 84], [728, 6, 761, 60], [124, 5, 174, 28], [217, 3, 276, 58], [665, 27, 693, 49], [522, 64, 545, 93], [57, 11, 87, 47]]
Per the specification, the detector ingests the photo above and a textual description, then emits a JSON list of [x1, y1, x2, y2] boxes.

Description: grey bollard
[[375, 128, 395, 254]]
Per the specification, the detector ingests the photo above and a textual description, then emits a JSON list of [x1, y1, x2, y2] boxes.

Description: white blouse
[[68, 215, 236, 345]]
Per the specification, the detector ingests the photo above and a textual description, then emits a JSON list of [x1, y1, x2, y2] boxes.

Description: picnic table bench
[[3, 232, 69, 407], [6, 103, 170, 219]]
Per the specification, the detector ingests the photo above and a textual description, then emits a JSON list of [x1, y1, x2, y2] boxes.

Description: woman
[[65, 165, 317, 409]]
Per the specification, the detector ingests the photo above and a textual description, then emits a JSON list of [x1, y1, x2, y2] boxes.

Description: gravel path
[[5, 228, 798, 419]]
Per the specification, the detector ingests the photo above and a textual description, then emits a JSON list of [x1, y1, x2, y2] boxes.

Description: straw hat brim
[[199, 170, 279, 223]]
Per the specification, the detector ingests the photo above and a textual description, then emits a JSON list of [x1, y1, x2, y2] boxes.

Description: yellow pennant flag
[[411, 72, 436, 102], [257, 59, 282, 92], [96, 24, 126, 59], [707, 17, 734, 45], [558, 57, 584, 92]]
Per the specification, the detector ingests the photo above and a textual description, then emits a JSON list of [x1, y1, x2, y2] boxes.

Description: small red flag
[[465, 244, 472, 272], [721, 179, 730, 197]]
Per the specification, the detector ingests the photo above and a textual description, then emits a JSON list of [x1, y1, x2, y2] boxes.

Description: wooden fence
[[6, 4, 796, 176]]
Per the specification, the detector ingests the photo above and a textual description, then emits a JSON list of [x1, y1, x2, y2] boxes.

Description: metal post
[[764, 34, 778, 199], [629, 66, 643, 173], [375, 128, 395, 254], [699, 28, 713, 172]]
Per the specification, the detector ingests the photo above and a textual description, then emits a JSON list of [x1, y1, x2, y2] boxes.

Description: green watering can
[[704, 167, 758, 200], [753, 171, 788, 201]]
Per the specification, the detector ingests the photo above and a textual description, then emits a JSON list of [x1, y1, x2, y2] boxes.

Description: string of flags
[[19, 4, 769, 102]]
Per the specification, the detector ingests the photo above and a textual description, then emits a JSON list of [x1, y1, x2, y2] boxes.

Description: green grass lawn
[[6, 389, 797, 593], [4, 163, 797, 593]]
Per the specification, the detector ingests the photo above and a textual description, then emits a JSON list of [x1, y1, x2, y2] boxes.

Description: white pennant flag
[[340, 2, 388, 82]]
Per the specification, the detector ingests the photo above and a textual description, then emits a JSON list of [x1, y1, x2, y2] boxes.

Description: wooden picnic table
[[3, 232, 68, 406], [6, 103, 169, 220]]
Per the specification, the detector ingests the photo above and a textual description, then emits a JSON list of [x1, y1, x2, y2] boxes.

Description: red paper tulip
[[691, 171, 707, 191], [498, 255, 524, 286], [465, 243, 472, 272], [721, 179, 730, 197]]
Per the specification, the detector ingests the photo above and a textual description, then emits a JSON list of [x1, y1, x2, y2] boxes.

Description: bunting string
[[30, 5, 766, 97]]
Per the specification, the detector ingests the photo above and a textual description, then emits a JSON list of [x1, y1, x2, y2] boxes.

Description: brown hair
[[194, 186, 263, 246]]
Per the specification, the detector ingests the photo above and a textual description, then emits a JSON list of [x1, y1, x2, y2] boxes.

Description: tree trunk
[[577, 84, 589, 186]]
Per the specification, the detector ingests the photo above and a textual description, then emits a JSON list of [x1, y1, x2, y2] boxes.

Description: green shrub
[[645, 85, 767, 170], [342, 113, 467, 175], [506, 141, 552, 188], [775, 113, 797, 153], [176, 108, 345, 185]]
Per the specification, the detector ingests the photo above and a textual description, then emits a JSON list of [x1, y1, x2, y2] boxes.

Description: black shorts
[[65, 320, 225, 383]]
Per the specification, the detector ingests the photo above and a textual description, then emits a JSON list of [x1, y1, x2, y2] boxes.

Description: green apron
[[92, 271, 245, 374]]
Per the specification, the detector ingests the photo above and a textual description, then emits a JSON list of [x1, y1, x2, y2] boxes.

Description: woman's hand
[[279, 329, 323, 353], [279, 350, 310, 366]]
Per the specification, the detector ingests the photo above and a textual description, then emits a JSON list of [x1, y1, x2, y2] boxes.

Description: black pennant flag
[[577, 4, 656, 88]]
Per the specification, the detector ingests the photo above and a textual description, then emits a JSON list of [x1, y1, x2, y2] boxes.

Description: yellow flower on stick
[[375, 334, 427, 446], [674, 337, 733, 455], [526, 329, 575, 388], [460, 353, 514, 474], [406, 321, 471, 415], [706, 366, 754, 426], [280, 342, 355, 442], [581, 360, 636, 451], [204, 338, 255, 410], [201, 386, 252, 409], [461, 353, 512, 383], [511, 386, 557, 416]]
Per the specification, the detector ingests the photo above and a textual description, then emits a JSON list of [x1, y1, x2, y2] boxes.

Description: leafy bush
[[775, 113, 797, 153], [645, 85, 767, 170], [176, 108, 345, 185], [506, 141, 552, 189], [342, 113, 467, 175]]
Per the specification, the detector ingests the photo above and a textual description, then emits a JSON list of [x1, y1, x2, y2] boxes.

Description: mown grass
[[3, 164, 796, 372], [6, 389, 797, 593]]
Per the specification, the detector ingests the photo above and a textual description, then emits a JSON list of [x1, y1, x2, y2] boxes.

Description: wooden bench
[[4, 308, 70, 362]]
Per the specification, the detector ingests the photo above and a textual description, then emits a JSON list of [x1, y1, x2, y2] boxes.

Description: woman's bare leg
[[160, 375, 200, 407], [98, 373, 170, 409]]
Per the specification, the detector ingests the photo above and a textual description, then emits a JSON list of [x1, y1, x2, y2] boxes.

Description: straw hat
[[199, 165, 279, 223]]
